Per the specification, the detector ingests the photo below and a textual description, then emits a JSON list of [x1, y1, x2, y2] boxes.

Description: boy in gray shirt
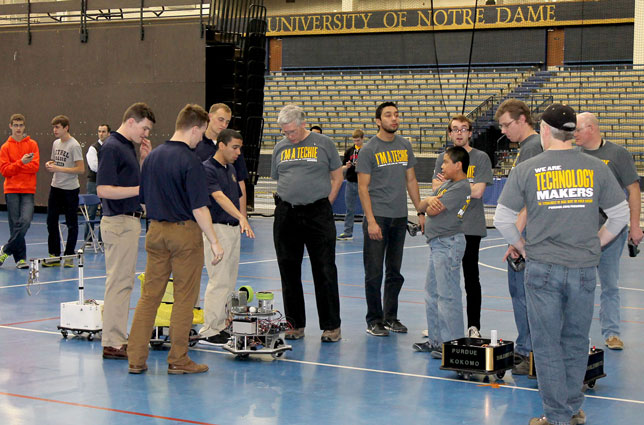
[[413, 146, 471, 358], [44, 115, 84, 267]]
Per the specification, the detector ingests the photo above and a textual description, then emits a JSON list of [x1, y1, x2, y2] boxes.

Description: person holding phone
[[0, 113, 40, 269]]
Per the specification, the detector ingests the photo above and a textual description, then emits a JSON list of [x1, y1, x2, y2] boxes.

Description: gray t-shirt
[[355, 135, 417, 218], [271, 131, 342, 205], [513, 133, 543, 168], [424, 179, 471, 241], [581, 140, 639, 228], [51, 137, 83, 190], [434, 148, 492, 237], [498, 149, 626, 267]]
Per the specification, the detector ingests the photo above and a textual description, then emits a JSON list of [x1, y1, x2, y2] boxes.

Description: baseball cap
[[541, 103, 576, 131]]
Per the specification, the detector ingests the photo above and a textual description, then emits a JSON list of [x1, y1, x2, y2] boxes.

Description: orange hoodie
[[0, 136, 40, 194]]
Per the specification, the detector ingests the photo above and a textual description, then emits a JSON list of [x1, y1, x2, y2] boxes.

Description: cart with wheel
[[528, 347, 606, 389], [222, 289, 292, 360], [440, 337, 514, 381], [138, 273, 204, 348]]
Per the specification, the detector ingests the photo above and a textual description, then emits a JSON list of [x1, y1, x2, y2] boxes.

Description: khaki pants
[[199, 224, 241, 337], [127, 220, 204, 366], [101, 215, 141, 347]]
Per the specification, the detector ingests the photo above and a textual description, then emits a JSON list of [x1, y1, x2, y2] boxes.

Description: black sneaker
[[412, 341, 435, 352], [512, 353, 530, 375], [384, 319, 408, 333], [430, 345, 443, 359], [199, 330, 231, 346], [366, 322, 389, 337]]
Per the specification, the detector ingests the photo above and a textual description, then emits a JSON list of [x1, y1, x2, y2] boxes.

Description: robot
[[222, 286, 292, 360]]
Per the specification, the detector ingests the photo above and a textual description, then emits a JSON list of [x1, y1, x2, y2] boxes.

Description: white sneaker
[[467, 326, 481, 338]]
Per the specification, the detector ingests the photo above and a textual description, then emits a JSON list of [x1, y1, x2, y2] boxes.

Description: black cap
[[541, 103, 576, 131]]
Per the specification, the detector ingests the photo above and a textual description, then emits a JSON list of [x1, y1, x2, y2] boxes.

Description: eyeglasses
[[450, 128, 471, 134], [499, 119, 516, 130], [281, 129, 299, 137]]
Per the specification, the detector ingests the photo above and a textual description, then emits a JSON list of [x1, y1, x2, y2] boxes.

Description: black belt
[[275, 195, 329, 209], [123, 211, 144, 218], [215, 222, 239, 227]]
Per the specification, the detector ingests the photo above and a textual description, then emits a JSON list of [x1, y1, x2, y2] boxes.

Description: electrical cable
[[462, 0, 480, 115]]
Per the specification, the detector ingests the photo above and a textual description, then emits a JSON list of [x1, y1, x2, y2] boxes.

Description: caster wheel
[[237, 354, 249, 360], [188, 329, 198, 347], [73, 330, 83, 336], [150, 341, 164, 349], [87, 333, 94, 341], [271, 338, 285, 359], [462, 372, 472, 380], [61, 330, 68, 339], [587, 380, 596, 389], [496, 371, 506, 380]]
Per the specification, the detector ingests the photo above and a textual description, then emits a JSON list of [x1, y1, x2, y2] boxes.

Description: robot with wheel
[[439, 332, 514, 381], [26, 251, 103, 341], [222, 286, 292, 360]]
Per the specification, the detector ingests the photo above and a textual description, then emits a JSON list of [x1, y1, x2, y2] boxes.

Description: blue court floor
[[0, 212, 643, 424]]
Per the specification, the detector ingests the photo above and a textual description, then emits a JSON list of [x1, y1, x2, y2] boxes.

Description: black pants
[[273, 198, 341, 330], [363, 216, 407, 325], [47, 186, 79, 256], [462, 234, 482, 329]]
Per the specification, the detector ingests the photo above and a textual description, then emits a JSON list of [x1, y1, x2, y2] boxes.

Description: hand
[[367, 220, 382, 241], [210, 241, 224, 265], [418, 216, 425, 235], [502, 245, 520, 262], [21, 153, 33, 164], [346, 161, 354, 168], [45, 160, 57, 173], [435, 173, 445, 183], [239, 217, 255, 239], [140, 137, 152, 162], [426, 196, 444, 215], [630, 226, 643, 246]]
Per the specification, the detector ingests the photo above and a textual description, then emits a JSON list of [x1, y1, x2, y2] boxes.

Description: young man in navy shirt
[[97, 102, 154, 360], [199, 129, 255, 345], [127, 104, 223, 375], [194, 103, 249, 216]]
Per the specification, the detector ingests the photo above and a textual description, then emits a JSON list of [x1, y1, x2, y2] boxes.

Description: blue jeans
[[84, 181, 102, 242], [425, 234, 466, 343], [4, 193, 35, 262], [363, 216, 407, 325], [343, 181, 359, 236], [597, 226, 627, 339], [525, 260, 596, 425], [508, 263, 532, 356]]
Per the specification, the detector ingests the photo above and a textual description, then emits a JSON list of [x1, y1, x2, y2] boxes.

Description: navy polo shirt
[[140, 141, 210, 222], [96, 132, 142, 216], [203, 156, 242, 225], [194, 134, 250, 182]]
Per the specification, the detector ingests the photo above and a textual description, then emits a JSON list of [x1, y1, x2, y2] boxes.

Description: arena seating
[[262, 67, 535, 153]]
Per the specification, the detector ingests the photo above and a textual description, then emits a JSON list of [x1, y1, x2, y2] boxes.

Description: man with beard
[[356, 101, 424, 337]]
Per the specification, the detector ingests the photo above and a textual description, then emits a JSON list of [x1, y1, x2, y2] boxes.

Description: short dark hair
[[445, 146, 469, 173], [495, 99, 533, 127], [10, 114, 25, 125], [447, 114, 472, 132], [217, 128, 243, 146], [51, 115, 70, 129], [99, 123, 111, 132], [175, 104, 209, 131], [122, 102, 156, 124], [310, 125, 322, 133], [375, 101, 397, 120]]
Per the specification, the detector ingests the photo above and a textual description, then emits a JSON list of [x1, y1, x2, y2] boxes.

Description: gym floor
[[0, 213, 643, 424]]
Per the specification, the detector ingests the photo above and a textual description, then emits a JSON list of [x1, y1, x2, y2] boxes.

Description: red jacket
[[0, 136, 40, 194]]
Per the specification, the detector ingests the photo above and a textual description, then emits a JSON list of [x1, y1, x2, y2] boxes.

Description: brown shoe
[[605, 335, 624, 350], [103, 345, 128, 360], [128, 364, 148, 374], [321, 327, 341, 342], [285, 327, 305, 340], [168, 360, 209, 375]]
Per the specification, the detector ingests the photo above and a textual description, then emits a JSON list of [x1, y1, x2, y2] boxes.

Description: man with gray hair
[[271, 104, 343, 343], [494, 104, 629, 425], [574, 111, 642, 350]]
